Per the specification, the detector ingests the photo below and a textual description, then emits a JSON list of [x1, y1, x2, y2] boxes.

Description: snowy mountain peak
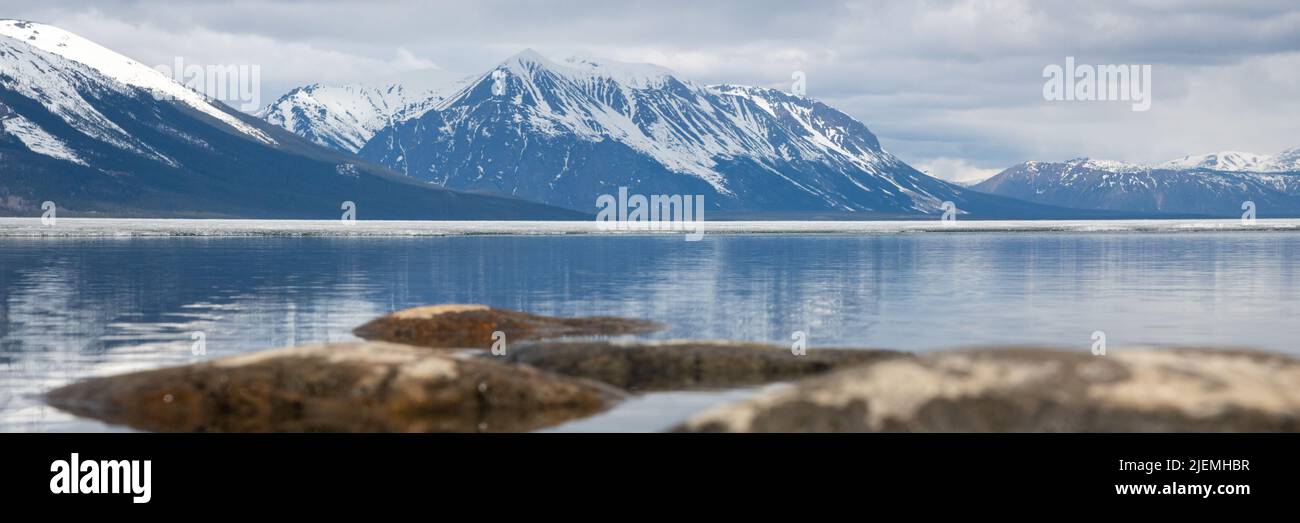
[[497, 48, 557, 75], [508, 47, 549, 63], [493, 49, 679, 90], [1023, 149, 1300, 175], [256, 78, 459, 153], [342, 48, 998, 214], [0, 19, 274, 144], [1067, 157, 1147, 173], [1156, 150, 1277, 172], [1145, 148, 1300, 173], [560, 55, 676, 89]]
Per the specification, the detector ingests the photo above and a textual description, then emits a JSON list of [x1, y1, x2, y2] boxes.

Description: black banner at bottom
[[2, 433, 1293, 512]]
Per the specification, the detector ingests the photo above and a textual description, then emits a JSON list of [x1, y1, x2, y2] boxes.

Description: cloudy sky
[[8, 0, 1299, 181]]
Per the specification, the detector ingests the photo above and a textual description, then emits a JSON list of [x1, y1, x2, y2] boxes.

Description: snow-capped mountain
[[256, 69, 467, 153], [974, 152, 1300, 216], [1157, 149, 1300, 173], [310, 49, 1050, 215], [0, 21, 578, 219], [0, 20, 273, 147]]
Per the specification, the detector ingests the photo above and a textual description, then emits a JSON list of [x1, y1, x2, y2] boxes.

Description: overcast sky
[[8, 0, 1299, 181]]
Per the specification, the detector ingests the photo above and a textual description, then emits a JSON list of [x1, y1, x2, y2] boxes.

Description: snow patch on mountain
[[1074, 158, 1147, 173], [1, 113, 86, 165], [711, 84, 946, 209], [0, 19, 273, 145], [714, 84, 885, 166]]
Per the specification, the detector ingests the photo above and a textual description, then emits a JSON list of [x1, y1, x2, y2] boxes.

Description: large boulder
[[677, 348, 1300, 432], [502, 340, 903, 391], [353, 304, 664, 349], [46, 341, 623, 432]]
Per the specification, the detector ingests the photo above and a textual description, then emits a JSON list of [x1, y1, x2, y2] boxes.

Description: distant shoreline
[[3, 218, 1300, 237]]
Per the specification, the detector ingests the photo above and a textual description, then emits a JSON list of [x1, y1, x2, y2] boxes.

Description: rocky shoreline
[[44, 305, 1300, 432], [676, 347, 1300, 432]]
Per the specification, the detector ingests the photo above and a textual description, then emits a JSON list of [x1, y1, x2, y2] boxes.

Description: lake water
[[2, 230, 1298, 431]]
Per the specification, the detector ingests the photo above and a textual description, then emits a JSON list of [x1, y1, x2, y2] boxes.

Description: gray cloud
[[8, 0, 1298, 180]]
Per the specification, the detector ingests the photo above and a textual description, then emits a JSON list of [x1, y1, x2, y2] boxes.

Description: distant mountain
[[1156, 149, 1300, 173], [974, 152, 1300, 216], [268, 49, 1065, 217], [256, 69, 467, 153], [0, 21, 580, 219]]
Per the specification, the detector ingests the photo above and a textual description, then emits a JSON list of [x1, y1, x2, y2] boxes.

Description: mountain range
[[263, 50, 1080, 218], [4, 19, 1295, 220], [975, 150, 1300, 216], [0, 20, 580, 219]]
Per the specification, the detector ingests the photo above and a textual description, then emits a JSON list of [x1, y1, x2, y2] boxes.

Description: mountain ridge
[[265, 49, 1046, 216], [0, 20, 583, 219], [974, 152, 1300, 217]]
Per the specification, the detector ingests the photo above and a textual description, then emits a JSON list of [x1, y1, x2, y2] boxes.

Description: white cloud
[[392, 48, 439, 71], [913, 158, 1003, 184], [5, 0, 1298, 170]]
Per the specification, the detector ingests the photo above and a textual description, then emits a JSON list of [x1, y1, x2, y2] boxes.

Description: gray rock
[[353, 304, 665, 349], [676, 348, 1300, 432], [501, 340, 904, 391], [46, 341, 623, 433]]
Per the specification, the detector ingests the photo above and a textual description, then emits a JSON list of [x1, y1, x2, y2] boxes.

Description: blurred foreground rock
[[354, 304, 665, 348], [46, 341, 622, 432], [677, 348, 1300, 432], [503, 340, 904, 391]]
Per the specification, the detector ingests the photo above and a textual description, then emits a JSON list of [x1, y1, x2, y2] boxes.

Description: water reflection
[[1, 233, 1297, 431]]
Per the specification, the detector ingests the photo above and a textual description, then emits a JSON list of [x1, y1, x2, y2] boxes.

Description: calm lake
[[2, 230, 1298, 431]]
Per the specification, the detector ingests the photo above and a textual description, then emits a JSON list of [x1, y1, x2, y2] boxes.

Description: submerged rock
[[46, 341, 623, 433], [501, 340, 904, 391], [353, 304, 665, 349], [677, 348, 1300, 432]]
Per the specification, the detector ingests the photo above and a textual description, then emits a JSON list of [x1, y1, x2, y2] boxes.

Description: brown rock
[[501, 339, 904, 391], [46, 341, 623, 432], [353, 304, 665, 349], [676, 347, 1300, 432]]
